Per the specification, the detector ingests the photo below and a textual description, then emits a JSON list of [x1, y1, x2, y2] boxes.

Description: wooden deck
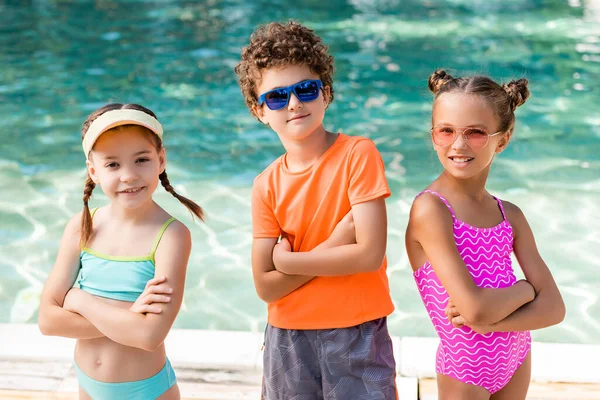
[[1, 326, 598, 399], [1, 358, 599, 399], [2, 381, 600, 399]]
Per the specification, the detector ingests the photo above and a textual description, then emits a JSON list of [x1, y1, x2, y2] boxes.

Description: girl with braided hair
[[39, 103, 203, 399], [406, 71, 565, 399]]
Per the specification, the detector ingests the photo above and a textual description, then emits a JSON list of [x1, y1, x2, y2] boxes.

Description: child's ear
[[86, 159, 100, 184], [495, 131, 512, 153], [158, 148, 166, 174], [252, 104, 268, 124]]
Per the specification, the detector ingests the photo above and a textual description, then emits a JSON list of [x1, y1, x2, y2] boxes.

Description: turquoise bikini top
[[77, 208, 177, 302]]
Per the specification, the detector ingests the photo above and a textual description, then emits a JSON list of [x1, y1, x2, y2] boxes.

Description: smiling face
[[432, 92, 510, 180], [86, 125, 165, 209], [253, 64, 330, 145]]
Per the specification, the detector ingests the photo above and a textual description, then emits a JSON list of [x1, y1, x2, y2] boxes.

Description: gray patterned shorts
[[262, 317, 397, 400]]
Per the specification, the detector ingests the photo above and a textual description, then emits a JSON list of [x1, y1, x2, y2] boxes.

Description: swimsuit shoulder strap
[[150, 217, 177, 262], [416, 190, 457, 221], [492, 196, 507, 221]]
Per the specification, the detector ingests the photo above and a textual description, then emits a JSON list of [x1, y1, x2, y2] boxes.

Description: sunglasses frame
[[430, 126, 504, 149], [257, 79, 324, 111]]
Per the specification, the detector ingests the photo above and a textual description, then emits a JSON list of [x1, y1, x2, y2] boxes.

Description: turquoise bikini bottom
[[74, 358, 176, 400]]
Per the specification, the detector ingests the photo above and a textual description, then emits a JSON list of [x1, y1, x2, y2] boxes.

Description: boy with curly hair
[[235, 21, 397, 399]]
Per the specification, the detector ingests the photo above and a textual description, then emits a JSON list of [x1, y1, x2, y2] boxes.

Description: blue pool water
[[0, 0, 599, 344]]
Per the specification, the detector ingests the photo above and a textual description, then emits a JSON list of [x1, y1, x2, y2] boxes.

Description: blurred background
[[1, 0, 598, 345]]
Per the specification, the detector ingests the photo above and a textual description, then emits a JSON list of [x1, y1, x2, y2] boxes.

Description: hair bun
[[428, 69, 454, 94], [502, 78, 530, 111]]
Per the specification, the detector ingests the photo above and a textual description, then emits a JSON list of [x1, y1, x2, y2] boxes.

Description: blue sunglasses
[[258, 79, 324, 111]]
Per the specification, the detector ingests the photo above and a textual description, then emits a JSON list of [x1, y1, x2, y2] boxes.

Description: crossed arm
[[38, 213, 189, 351], [251, 197, 386, 303], [38, 212, 105, 339], [446, 202, 565, 333], [408, 194, 540, 326], [272, 198, 387, 276]]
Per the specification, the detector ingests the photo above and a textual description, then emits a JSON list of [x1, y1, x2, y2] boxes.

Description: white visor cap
[[82, 109, 163, 157]]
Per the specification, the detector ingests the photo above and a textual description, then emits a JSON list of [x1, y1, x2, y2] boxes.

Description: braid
[[80, 103, 205, 226], [159, 171, 204, 221], [80, 175, 96, 247]]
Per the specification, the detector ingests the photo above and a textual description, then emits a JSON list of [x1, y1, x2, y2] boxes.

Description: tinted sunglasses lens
[[432, 127, 456, 146], [265, 89, 289, 110], [465, 129, 489, 148], [295, 81, 320, 102]]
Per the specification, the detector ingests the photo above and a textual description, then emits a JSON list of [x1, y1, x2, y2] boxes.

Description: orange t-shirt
[[252, 133, 394, 329]]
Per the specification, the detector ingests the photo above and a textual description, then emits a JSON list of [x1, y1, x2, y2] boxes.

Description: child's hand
[[328, 211, 355, 246], [445, 298, 467, 328], [277, 236, 292, 252], [444, 298, 461, 326], [446, 298, 492, 334], [129, 276, 173, 315], [272, 236, 292, 272], [63, 287, 83, 313], [273, 236, 292, 256]]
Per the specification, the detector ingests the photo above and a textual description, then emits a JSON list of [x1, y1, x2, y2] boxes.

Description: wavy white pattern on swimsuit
[[413, 190, 531, 394]]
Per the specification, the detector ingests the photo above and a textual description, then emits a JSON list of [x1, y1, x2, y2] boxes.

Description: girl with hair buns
[[406, 71, 565, 399], [38, 103, 203, 399]]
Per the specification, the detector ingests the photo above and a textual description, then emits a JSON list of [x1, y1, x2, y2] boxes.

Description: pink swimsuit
[[413, 190, 531, 394]]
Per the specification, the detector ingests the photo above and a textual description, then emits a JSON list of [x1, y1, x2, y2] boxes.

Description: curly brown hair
[[234, 21, 335, 119], [428, 69, 530, 134]]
